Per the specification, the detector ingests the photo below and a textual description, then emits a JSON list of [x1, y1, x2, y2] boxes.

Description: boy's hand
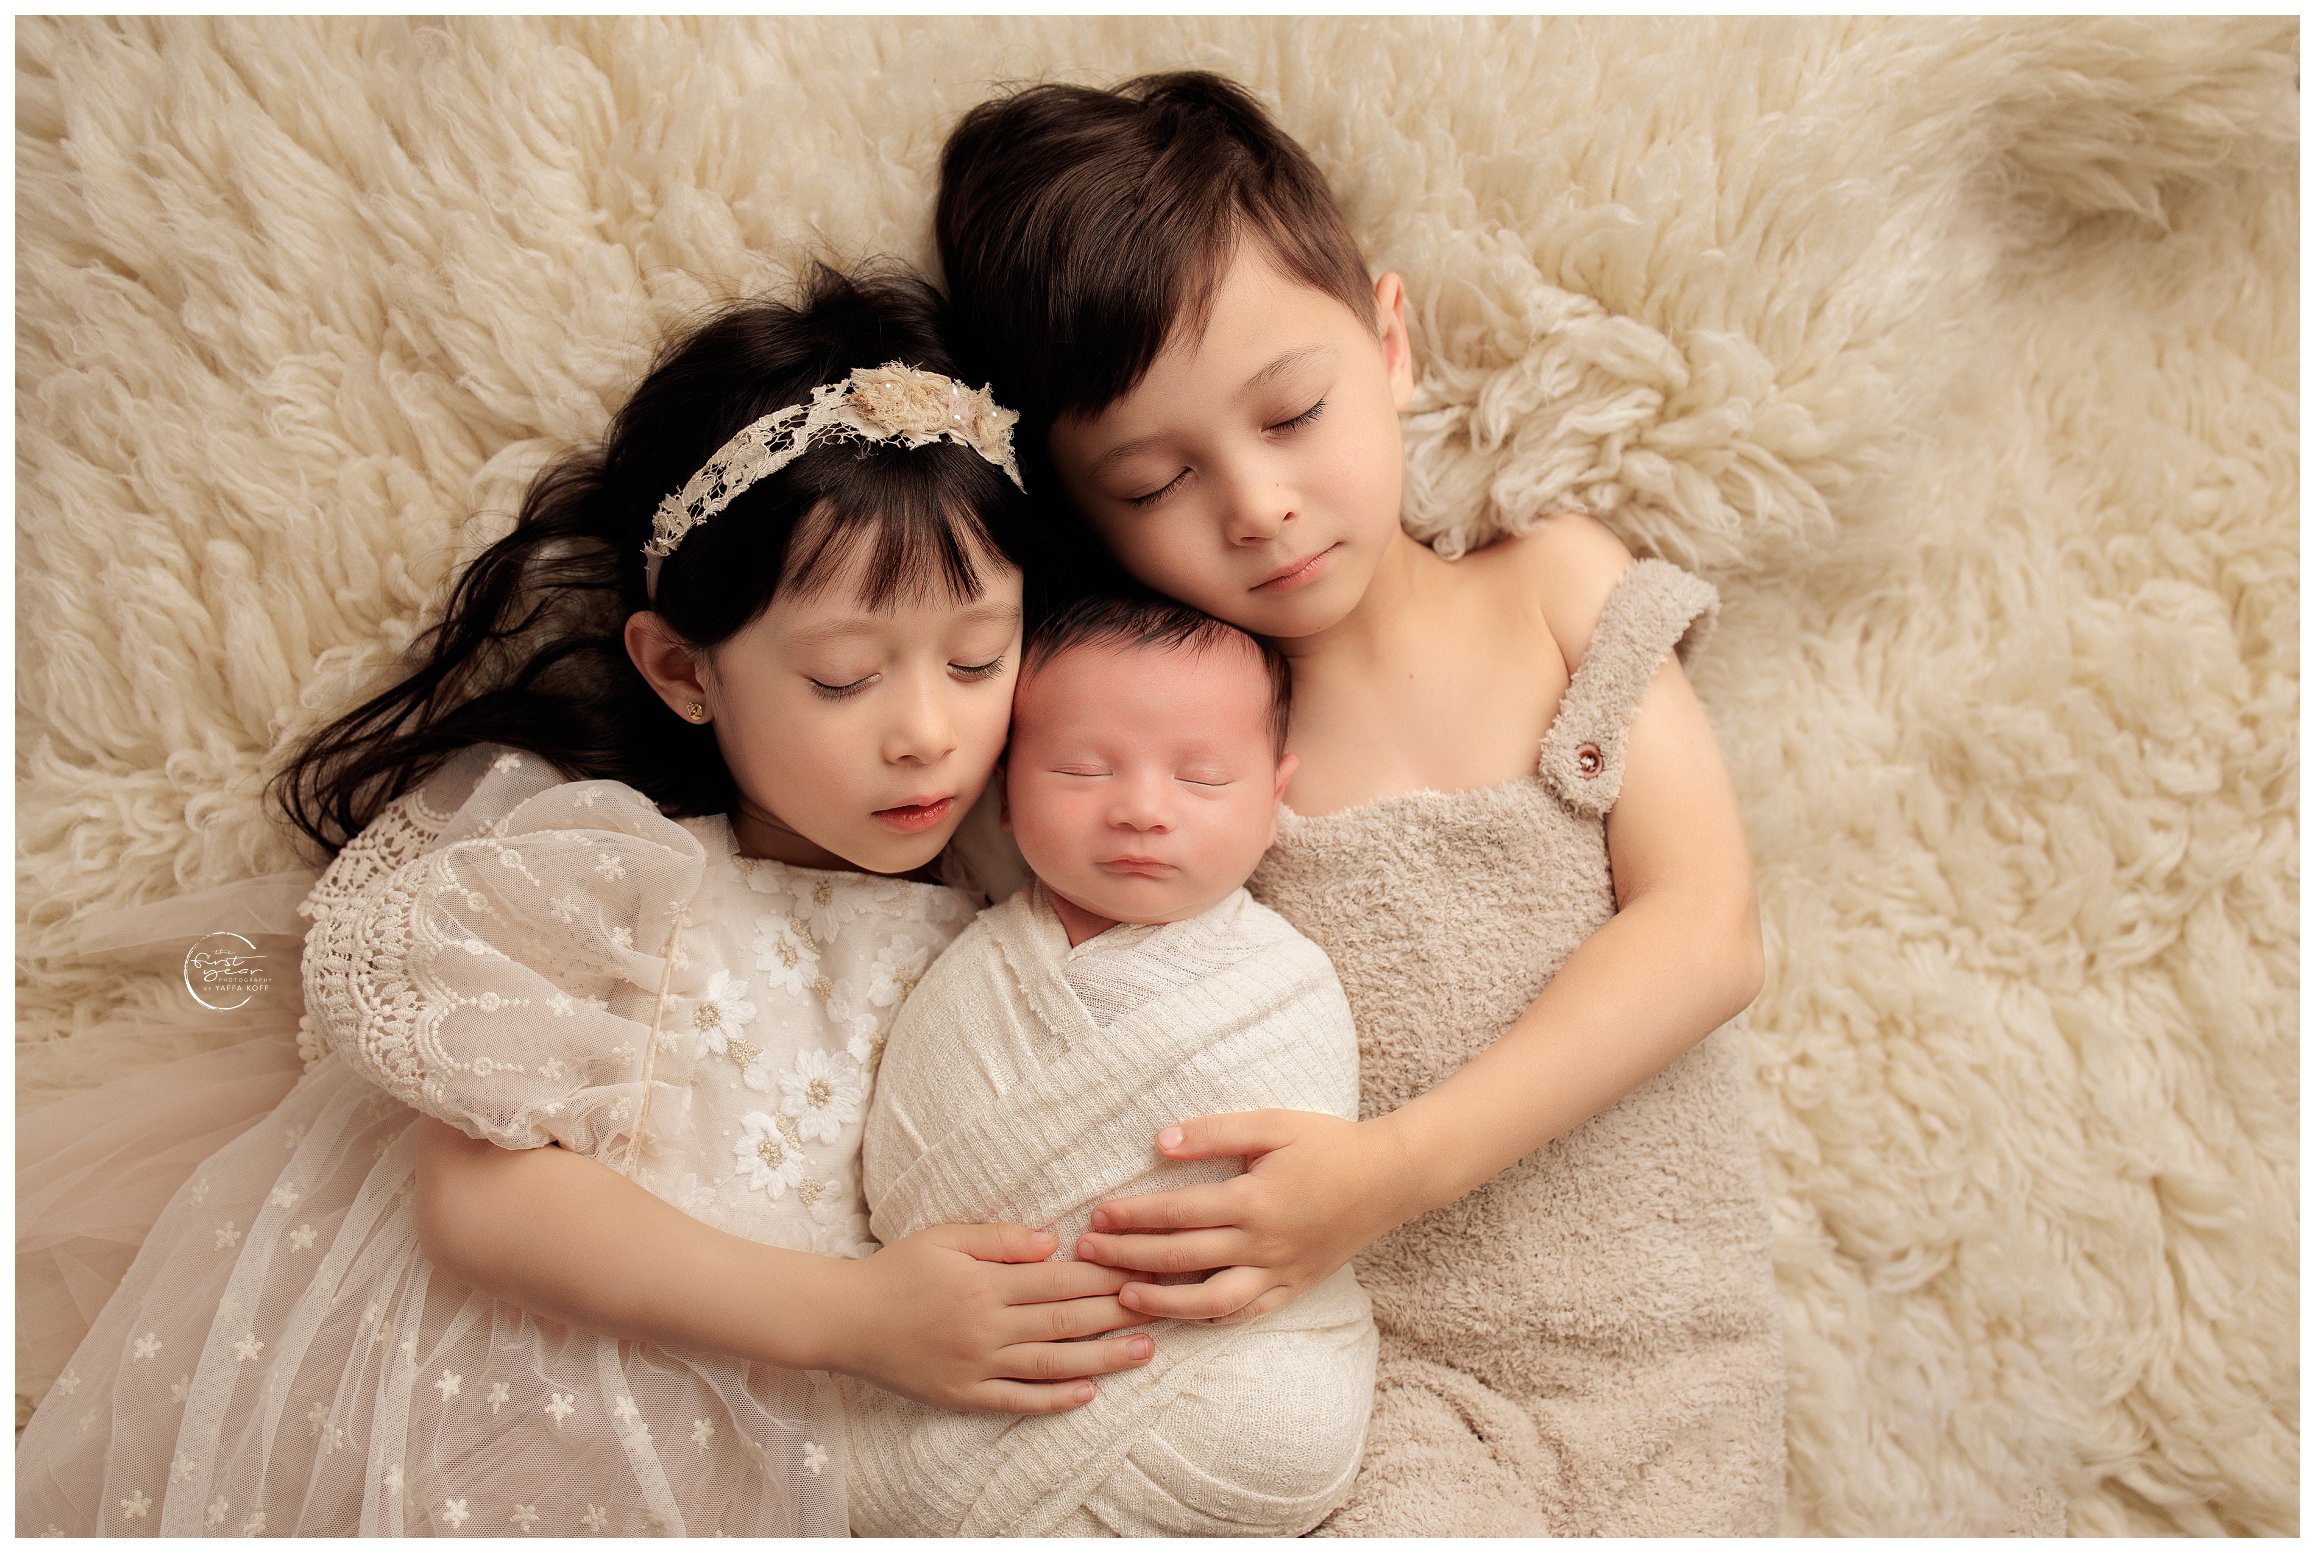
[[828, 1223, 1153, 1413], [1072, 1110, 1418, 1324]]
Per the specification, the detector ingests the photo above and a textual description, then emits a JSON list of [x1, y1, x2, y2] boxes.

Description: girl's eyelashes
[[1126, 470, 1189, 509], [806, 657, 1007, 700]]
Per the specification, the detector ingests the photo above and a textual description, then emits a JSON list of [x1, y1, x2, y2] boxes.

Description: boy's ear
[[1372, 272, 1414, 412], [623, 610, 711, 718]]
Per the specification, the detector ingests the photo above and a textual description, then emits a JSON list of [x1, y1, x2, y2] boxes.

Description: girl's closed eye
[[808, 672, 875, 701], [1127, 469, 1190, 509], [951, 655, 1008, 681]]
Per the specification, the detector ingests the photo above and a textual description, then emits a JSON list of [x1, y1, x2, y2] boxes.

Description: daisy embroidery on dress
[[865, 936, 933, 1012], [690, 971, 759, 1053], [797, 877, 859, 943], [824, 977, 882, 1065], [778, 1049, 865, 1144], [751, 912, 817, 997], [733, 1112, 804, 1199]]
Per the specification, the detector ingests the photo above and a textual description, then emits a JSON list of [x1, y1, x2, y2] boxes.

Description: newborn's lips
[[1100, 856, 1177, 877], [873, 796, 953, 833]]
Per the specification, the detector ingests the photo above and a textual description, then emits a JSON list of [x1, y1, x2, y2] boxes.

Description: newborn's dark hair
[[1026, 591, 1291, 756]]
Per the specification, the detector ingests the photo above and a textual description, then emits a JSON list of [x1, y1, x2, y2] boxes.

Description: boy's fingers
[[1115, 1269, 1269, 1322], [971, 1379, 1099, 1415], [1075, 1227, 1240, 1274], [1157, 1109, 1294, 1161], [994, 1332, 1156, 1382], [1088, 1180, 1241, 1233]]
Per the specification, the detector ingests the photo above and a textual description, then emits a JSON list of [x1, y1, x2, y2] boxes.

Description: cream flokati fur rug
[[15, 16, 2296, 1536]]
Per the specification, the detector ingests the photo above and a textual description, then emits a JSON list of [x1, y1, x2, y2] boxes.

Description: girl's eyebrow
[[786, 600, 1020, 647]]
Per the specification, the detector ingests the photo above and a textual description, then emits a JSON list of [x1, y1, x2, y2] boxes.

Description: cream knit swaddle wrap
[[842, 887, 1377, 1537]]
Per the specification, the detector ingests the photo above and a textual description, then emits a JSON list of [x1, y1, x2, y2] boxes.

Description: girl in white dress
[[15, 265, 1153, 1536]]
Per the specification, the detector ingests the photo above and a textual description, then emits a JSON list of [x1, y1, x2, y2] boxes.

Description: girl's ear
[[623, 610, 712, 719], [1371, 272, 1414, 412]]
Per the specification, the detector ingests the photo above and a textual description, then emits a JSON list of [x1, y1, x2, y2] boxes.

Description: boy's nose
[[1220, 468, 1291, 545]]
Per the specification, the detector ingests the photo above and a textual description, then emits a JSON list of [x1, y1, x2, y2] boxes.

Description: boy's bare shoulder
[[1487, 513, 1636, 674]]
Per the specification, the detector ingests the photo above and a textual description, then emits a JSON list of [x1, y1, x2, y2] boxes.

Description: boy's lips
[[1252, 544, 1337, 592], [873, 796, 953, 833]]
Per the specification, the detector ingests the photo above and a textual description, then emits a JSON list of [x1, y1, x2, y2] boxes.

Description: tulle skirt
[[17, 878, 847, 1537]]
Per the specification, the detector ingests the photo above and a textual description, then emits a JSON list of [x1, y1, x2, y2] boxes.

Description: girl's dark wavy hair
[[271, 263, 1034, 855]]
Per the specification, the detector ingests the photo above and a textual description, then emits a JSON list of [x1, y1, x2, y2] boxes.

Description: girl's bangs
[[779, 443, 1019, 612]]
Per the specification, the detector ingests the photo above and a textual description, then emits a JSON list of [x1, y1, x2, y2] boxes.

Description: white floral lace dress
[[14, 746, 973, 1536]]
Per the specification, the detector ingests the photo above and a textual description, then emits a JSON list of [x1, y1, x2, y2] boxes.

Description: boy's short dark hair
[[1025, 591, 1293, 757], [937, 71, 1374, 446]]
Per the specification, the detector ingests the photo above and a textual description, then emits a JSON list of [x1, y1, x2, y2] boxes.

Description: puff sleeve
[[300, 746, 710, 1164]]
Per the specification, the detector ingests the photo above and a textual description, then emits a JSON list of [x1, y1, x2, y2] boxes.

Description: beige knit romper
[[1250, 558, 1785, 1537]]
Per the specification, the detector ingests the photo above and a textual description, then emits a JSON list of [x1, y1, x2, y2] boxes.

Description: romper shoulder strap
[[1538, 557, 1720, 817]]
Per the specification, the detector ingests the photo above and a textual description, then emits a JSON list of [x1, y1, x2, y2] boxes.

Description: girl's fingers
[[993, 1331, 1156, 1383], [968, 1379, 1100, 1415], [1005, 1294, 1139, 1345], [938, 1222, 1061, 1263], [1116, 1268, 1273, 1323], [1075, 1226, 1242, 1274], [1087, 1180, 1243, 1234], [993, 1258, 1137, 1304]]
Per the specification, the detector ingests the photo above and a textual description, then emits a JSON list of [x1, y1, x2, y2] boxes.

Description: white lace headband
[[642, 362, 1024, 599]]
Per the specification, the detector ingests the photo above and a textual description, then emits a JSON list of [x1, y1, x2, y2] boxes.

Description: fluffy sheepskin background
[[15, 16, 2296, 1535]]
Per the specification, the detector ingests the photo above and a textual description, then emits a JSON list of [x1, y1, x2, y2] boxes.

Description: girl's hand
[[1073, 1111, 1420, 1324], [825, 1222, 1154, 1414]]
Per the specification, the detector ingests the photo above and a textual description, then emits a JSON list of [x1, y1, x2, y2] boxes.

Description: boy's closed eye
[[1120, 399, 1330, 508]]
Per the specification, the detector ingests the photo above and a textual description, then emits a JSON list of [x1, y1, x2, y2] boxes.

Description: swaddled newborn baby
[[842, 595, 1376, 1537]]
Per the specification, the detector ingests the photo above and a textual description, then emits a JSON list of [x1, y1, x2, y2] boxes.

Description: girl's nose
[[884, 676, 957, 766]]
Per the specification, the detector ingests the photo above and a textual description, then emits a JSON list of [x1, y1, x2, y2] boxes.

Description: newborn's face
[[1006, 638, 1290, 930]]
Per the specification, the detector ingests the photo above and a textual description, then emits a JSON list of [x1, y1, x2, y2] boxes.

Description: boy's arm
[[1077, 517, 1763, 1321]]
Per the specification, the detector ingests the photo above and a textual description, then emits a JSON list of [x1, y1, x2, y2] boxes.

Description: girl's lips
[[873, 796, 953, 833], [1100, 857, 1177, 877], [1252, 544, 1337, 593]]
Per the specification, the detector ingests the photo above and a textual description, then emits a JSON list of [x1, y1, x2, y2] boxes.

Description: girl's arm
[[1078, 516, 1763, 1321], [410, 1116, 1157, 1410]]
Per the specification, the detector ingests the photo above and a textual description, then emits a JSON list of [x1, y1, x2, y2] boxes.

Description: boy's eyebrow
[[1244, 344, 1331, 393], [1086, 345, 1333, 478]]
